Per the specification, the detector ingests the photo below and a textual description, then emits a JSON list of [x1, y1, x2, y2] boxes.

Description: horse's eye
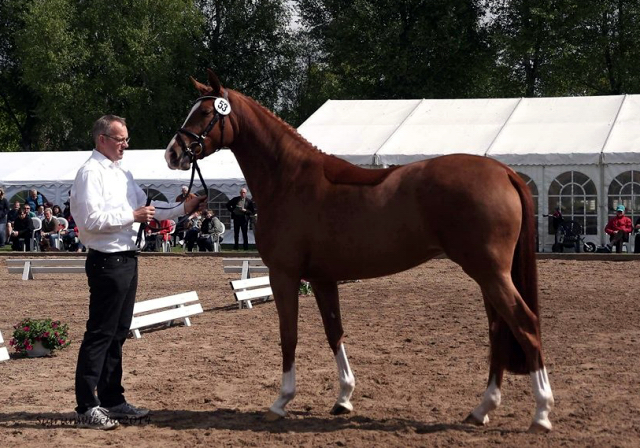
[[202, 108, 213, 115]]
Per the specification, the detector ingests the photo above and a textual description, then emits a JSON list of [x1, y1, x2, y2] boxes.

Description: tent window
[[8, 190, 48, 207], [140, 187, 168, 203], [548, 171, 597, 235], [196, 188, 231, 228], [516, 172, 538, 214], [608, 171, 640, 227]]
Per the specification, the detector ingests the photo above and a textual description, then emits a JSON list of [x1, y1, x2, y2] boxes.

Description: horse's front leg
[[309, 279, 355, 415], [266, 270, 301, 421]]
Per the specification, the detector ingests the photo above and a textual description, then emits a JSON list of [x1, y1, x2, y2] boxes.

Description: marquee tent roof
[[0, 149, 244, 189], [297, 94, 640, 166]]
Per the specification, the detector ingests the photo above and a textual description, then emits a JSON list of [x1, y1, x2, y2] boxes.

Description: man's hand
[[184, 195, 207, 215], [134, 205, 155, 223]]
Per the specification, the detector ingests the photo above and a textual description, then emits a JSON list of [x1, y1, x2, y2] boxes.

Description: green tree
[[295, 0, 492, 101], [195, 0, 299, 117], [16, 0, 205, 150]]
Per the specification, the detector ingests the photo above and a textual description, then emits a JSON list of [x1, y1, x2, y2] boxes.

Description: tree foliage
[[2, 0, 640, 151]]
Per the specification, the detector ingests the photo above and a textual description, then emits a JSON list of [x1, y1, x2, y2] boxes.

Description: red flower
[[23, 326, 30, 331], [43, 332, 50, 338], [9, 339, 14, 346], [58, 339, 65, 345]]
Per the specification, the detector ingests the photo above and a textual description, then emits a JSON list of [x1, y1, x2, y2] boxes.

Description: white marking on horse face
[[183, 100, 203, 127]]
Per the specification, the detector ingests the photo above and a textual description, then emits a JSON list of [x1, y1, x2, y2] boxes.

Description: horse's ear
[[206, 69, 223, 95], [190, 76, 211, 96]]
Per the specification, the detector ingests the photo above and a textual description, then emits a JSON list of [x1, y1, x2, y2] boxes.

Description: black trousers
[[609, 230, 629, 253], [75, 250, 138, 413], [233, 217, 249, 250]]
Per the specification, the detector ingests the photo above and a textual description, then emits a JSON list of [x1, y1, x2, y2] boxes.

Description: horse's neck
[[230, 94, 319, 200]]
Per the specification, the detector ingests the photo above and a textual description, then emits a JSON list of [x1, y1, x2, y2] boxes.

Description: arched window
[[196, 188, 231, 228], [516, 173, 538, 215], [139, 187, 168, 202], [9, 189, 48, 207], [548, 171, 598, 235], [608, 170, 640, 225]]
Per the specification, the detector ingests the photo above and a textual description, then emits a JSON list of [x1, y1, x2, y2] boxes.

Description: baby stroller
[[552, 220, 596, 253]]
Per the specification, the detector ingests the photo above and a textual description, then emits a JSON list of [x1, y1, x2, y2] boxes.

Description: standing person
[[71, 115, 206, 430], [604, 204, 633, 253], [226, 187, 255, 250], [174, 185, 197, 246], [634, 217, 640, 254], [0, 188, 9, 247]]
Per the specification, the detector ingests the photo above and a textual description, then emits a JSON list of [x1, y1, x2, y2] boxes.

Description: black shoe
[[105, 402, 149, 419]]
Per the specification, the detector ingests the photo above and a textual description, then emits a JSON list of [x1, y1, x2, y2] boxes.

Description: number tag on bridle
[[214, 98, 231, 115]]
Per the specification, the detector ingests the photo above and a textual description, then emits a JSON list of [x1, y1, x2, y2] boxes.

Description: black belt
[[87, 249, 139, 257]]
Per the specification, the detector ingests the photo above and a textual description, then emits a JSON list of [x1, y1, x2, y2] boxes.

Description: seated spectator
[[23, 204, 35, 218], [6, 201, 20, 240], [52, 204, 63, 218], [604, 205, 633, 253], [25, 188, 45, 210], [35, 205, 45, 220], [10, 207, 35, 251], [0, 187, 8, 247], [143, 219, 172, 252], [184, 211, 202, 252], [40, 207, 60, 250], [197, 210, 224, 252]]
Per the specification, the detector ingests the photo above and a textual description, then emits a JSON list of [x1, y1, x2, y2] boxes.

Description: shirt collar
[[92, 149, 121, 169]]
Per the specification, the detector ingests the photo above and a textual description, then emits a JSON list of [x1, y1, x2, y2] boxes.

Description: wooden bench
[[223, 258, 271, 309], [6, 258, 85, 280], [0, 331, 9, 362], [230, 276, 273, 309], [129, 291, 203, 339]]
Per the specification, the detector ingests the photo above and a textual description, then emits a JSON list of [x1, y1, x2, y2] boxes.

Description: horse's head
[[165, 69, 234, 170]]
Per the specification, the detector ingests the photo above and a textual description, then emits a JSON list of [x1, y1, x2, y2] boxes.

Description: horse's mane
[[234, 89, 399, 186]]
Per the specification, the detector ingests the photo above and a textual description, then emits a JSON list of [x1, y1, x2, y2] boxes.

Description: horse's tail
[[498, 171, 541, 374]]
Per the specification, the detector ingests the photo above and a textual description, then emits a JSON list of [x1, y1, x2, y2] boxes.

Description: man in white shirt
[[71, 115, 206, 430]]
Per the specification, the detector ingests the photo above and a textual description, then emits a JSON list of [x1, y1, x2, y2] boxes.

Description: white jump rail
[[0, 331, 9, 362], [230, 276, 272, 309], [6, 258, 85, 280], [129, 291, 203, 339], [223, 258, 271, 309]]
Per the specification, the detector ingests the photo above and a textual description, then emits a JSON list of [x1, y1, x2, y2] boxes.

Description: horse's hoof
[[463, 413, 488, 426], [527, 421, 552, 434], [330, 404, 352, 415], [264, 410, 284, 421]]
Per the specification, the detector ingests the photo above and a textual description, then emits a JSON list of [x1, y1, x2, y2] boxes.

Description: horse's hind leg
[[309, 279, 355, 415], [474, 275, 554, 432], [464, 299, 504, 426], [266, 271, 301, 420]]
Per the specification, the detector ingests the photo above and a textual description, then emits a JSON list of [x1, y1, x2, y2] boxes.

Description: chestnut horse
[[165, 70, 554, 433]]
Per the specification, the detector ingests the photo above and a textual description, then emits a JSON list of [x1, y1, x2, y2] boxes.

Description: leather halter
[[175, 91, 230, 161]]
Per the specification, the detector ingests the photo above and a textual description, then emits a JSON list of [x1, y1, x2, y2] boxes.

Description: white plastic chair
[[28, 217, 42, 252], [213, 222, 226, 252], [55, 217, 69, 250]]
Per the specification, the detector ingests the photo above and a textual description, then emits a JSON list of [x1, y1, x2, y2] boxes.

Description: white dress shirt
[[71, 150, 186, 252]]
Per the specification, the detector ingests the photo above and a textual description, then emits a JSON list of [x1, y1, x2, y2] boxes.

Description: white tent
[[0, 149, 254, 244], [0, 149, 245, 206], [298, 94, 640, 251]]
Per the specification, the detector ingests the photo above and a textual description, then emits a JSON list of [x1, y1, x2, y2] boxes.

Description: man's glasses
[[102, 134, 130, 145]]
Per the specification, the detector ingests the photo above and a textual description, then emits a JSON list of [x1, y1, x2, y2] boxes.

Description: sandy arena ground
[[0, 254, 638, 447]]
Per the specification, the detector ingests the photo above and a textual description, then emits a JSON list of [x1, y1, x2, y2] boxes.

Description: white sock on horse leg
[[269, 364, 296, 417], [530, 367, 554, 430], [334, 344, 355, 410], [470, 375, 501, 424]]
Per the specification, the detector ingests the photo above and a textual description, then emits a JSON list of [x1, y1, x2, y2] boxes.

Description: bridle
[[135, 92, 232, 248]]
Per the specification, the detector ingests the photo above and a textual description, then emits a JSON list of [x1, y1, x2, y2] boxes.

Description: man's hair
[[92, 115, 127, 145], [44, 207, 52, 213]]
